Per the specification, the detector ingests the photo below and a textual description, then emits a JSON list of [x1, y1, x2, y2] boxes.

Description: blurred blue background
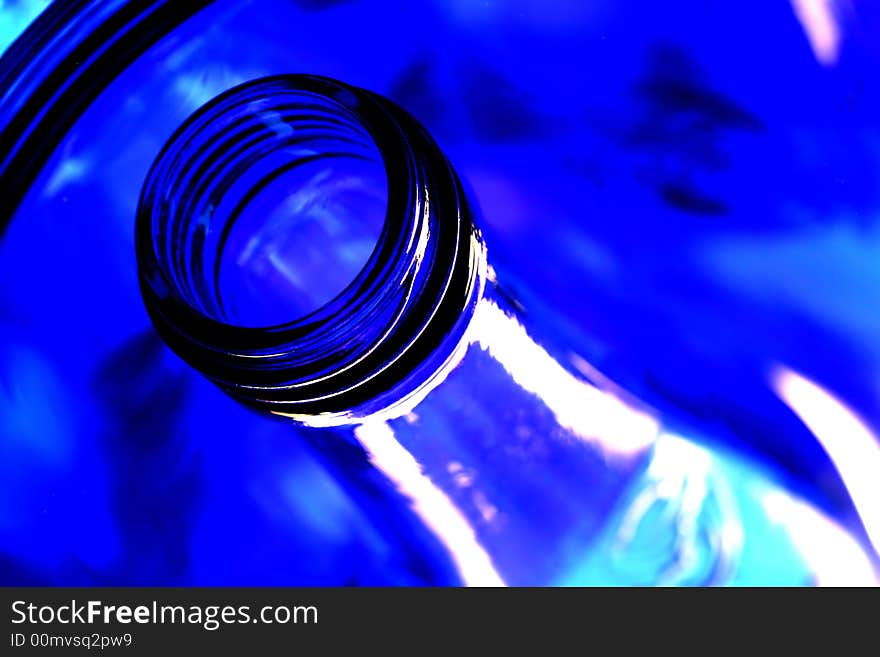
[[1, 0, 879, 584]]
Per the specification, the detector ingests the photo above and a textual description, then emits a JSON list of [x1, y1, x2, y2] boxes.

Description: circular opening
[[138, 75, 484, 418], [154, 87, 388, 329], [214, 130, 387, 328]]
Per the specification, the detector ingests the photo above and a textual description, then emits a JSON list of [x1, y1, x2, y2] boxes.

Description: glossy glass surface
[[1, 0, 879, 585]]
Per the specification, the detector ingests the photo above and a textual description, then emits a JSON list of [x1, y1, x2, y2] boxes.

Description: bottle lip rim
[[136, 74, 484, 419]]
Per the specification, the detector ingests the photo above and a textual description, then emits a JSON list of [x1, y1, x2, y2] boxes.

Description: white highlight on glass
[[790, 0, 841, 66], [771, 365, 880, 558], [761, 490, 877, 586], [354, 419, 506, 587], [471, 298, 659, 456], [614, 433, 742, 584]]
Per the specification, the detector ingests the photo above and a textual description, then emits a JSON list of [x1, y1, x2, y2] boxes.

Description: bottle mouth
[[136, 75, 485, 423]]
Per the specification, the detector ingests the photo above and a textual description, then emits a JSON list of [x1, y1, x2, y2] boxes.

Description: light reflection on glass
[[790, 0, 841, 66], [354, 419, 506, 587], [0, 0, 50, 56], [471, 296, 659, 457], [771, 365, 880, 558], [761, 490, 877, 586]]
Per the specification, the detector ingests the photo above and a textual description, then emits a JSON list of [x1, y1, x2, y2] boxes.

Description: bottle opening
[[145, 83, 388, 328], [137, 75, 484, 420], [214, 111, 387, 327]]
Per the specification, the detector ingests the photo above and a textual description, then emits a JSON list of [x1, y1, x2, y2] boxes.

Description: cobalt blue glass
[[2, 0, 880, 585], [136, 74, 877, 585]]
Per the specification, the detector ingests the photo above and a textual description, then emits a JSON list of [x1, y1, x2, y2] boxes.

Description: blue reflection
[[1, 0, 879, 584], [0, 1, 49, 55]]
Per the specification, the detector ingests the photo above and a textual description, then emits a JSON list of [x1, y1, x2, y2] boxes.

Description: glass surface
[[1, 0, 879, 585]]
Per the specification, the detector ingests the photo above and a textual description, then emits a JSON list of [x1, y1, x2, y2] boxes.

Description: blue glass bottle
[[3, 0, 880, 586], [135, 75, 879, 585]]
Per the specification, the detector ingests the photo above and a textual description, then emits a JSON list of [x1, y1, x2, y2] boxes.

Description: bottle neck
[[350, 282, 878, 585]]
